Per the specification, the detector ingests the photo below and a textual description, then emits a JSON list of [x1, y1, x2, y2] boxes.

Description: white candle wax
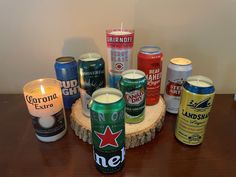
[[95, 93, 121, 104], [171, 58, 192, 65], [124, 72, 144, 79], [109, 31, 131, 35], [188, 80, 211, 87], [79, 52, 101, 61]]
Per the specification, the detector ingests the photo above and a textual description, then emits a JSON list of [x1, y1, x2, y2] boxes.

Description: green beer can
[[119, 69, 147, 123], [90, 88, 125, 173]]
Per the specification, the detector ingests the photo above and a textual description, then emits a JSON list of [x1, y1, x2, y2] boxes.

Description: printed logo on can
[[125, 88, 145, 105], [111, 50, 128, 72], [146, 68, 161, 87], [166, 79, 184, 97]]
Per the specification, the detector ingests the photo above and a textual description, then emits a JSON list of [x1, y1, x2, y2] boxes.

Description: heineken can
[[78, 53, 106, 117], [54, 56, 80, 109], [164, 58, 192, 114], [119, 69, 147, 123], [175, 75, 215, 145], [90, 88, 125, 173]]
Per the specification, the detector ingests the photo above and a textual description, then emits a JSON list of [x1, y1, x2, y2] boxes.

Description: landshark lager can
[[90, 88, 125, 173], [119, 69, 147, 123], [54, 57, 80, 109], [175, 75, 215, 145], [78, 53, 106, 117], [164, 58, 192, 114]]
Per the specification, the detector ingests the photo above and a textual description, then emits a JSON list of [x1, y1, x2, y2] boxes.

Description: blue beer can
[[54, 57, 80, 109], [109, 71, 122, 88]]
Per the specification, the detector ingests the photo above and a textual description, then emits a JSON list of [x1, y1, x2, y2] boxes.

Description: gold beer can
[[175, 75, 215, 145]]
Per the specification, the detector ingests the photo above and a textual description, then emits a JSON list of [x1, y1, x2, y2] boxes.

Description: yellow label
[[175, 88, 215, 145]]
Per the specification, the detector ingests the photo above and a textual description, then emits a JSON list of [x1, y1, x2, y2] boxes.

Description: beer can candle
[[78, 53, 106, 117], [119, 69, 147, 124], [54, 57, 80, 109], [90, 88, 125, 173], [164, 58, 192, 114], [175, 75, 215, 145], [23, 78, 67, 142], [138, 45, 163, 105], [106, 29, 134, 88]]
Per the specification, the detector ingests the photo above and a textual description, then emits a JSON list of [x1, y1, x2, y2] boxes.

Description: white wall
[[0, 0, 235, 93]]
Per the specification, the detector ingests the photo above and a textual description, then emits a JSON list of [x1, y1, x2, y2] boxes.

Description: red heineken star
[[95, 126, 122, 148]]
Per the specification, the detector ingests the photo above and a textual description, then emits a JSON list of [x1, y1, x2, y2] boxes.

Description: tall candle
[[23, 78, 67, 142], [175, 75, 215, 146], [106, 28, 135, 88], [119, 69, 147, 124], [90, 88, 125, 173]]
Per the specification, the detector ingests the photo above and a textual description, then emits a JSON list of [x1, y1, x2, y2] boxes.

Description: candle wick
[[106, 93, 109, 102], [120, 22, 123, 32]]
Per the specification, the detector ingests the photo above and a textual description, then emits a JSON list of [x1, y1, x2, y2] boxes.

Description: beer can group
[[175, 75, 215, 145], [54, 57, 80, 109], [78, 53, 106, 117], [138, 46, 163, 105], [119, 69, 147, 123], [90, 88, 125, 173], [164, 58, 192, 114]]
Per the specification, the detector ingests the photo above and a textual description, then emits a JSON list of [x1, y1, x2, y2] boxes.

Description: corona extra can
[[164, 58, 192, 114], [78, 53, 106, 117], [90, 88, 125, 173], [54, 57, 80, 109], [175, 75, 215, 145], [138, 45, 163, 105], [119, 69, 147, 123]]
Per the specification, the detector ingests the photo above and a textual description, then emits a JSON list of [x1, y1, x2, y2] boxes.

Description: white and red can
[[106, 29, 135, 88], [164, 58, 192, 114], [138, 46, 163, 105]]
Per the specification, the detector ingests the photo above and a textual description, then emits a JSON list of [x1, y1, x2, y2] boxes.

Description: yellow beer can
[[175, 75, 215, 145]]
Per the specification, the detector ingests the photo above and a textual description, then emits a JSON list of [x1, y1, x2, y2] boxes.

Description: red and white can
[[164, 58, 192, 114], [106, 29, 135, 88], [138, 46, 163, 105]]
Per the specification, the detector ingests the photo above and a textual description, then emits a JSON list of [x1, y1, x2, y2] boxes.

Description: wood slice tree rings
[[70, 96, 166, 149]]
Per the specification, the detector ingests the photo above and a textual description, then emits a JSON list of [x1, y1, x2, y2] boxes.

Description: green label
[[124, 87, 146, 123], [93, 146, 125, 173], [90, 109, 125, 173]]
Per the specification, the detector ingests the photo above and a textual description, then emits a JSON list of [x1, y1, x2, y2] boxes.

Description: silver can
[[164, 58, 192, 114]]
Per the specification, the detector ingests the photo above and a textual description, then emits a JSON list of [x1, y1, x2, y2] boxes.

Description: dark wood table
[[0, 94, 235, 177]]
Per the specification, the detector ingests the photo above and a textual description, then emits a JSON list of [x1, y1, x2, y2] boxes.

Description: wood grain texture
[[0, 94, 236, 177], [70, 96, 166, 149]]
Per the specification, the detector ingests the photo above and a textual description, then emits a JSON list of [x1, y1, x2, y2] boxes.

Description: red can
[[138, 46, 163, 105]]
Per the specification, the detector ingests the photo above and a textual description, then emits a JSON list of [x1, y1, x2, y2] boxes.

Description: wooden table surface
[[0, 94, 235, 177]]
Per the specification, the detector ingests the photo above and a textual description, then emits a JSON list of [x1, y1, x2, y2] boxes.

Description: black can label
[[31, 109, 65, 137]]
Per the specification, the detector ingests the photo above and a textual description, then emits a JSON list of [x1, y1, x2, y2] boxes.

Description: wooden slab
[[70, 96, 166, 149]]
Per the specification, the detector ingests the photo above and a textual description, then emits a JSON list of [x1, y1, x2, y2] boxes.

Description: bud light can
[[175, 75, 215, 145], [78, 53, 106, 117], [164, 58, 192, 114], [90, 88, 125, 173], [119, 69, 147, 123], [138, 45, 163, 105], [54, 57, 80, 109]]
